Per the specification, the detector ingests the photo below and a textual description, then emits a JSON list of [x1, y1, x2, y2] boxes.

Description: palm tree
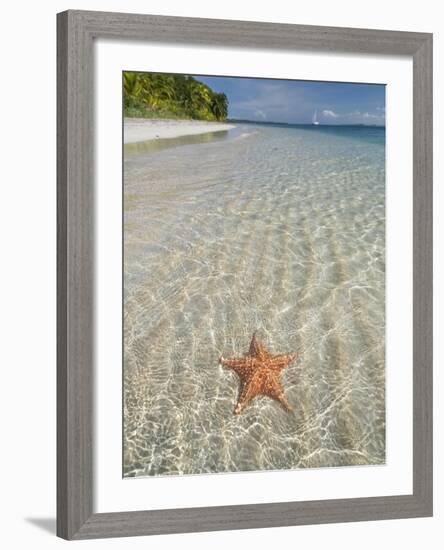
[[210, 92, 228, 120], [123, 72, 143, 102], [123, 71, 229, 120], [155, 75, 176, 102], [192, 82, 212, 111]]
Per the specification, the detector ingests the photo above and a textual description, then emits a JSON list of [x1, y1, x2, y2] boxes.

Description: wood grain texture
[[56, 9, 433, 540], [72, 9, 429, 54], [72, 493, 430, 540], [412, 34, 433, 514], [56, 10, 68, 540], [57, 10, 94, 540]]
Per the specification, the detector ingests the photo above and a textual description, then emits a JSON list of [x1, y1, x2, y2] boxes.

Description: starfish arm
[[268, 353, 297, 371], [249, 332, 270, 360], [234, 377, 261, 414], [219, 356, 254, 376], [263, 376, 293, 412]]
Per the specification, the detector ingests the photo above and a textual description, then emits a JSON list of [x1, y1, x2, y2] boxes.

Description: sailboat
[[312, 109, 320, 126]]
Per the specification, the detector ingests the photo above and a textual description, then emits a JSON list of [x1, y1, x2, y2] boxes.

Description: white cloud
[[362, 112, 380, 119], [254, 109, 267, 120], [230, 81, 311, 122], [320, 108, 385, 125]]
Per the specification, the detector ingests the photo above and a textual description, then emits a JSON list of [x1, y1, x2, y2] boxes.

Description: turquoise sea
[[123, 123, 386, 477]]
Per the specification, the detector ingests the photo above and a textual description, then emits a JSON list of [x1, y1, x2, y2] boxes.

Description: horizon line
[[227, 118, 385, 128]]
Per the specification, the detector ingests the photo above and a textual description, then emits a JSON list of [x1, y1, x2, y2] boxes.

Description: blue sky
[[196, 75, 385, 126]]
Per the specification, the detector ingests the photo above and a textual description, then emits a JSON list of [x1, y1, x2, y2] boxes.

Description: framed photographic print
[[57, 10, 433, 540]]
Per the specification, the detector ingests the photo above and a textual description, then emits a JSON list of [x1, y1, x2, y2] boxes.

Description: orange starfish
[[219, 332, 297, 415]]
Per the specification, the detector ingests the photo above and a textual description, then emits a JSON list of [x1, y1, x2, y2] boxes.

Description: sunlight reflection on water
[[123, 123, 386, 478]]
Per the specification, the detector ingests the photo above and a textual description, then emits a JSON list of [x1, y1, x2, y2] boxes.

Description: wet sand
[[124, 117, 236, 144]]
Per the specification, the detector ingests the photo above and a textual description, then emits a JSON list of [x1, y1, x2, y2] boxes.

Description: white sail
[[312, 110, 320, 125]]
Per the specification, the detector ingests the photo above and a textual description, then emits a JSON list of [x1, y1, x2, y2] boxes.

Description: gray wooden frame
[[57, 9, 433, 540]]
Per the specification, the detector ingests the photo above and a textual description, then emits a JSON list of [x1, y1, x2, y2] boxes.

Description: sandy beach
[[124, 117, 235, 144]]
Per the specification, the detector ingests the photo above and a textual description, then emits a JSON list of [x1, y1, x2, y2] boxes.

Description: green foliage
[[123, 72, 229, 121]]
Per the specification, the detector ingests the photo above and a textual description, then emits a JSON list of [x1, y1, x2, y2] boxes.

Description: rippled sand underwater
[[123, 123, 386, 477]]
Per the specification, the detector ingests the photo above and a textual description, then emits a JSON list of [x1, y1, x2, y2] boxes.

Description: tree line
[[123, 72, 229, 121]]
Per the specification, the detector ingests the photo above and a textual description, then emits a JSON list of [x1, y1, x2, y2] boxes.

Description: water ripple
[[123, 124, 386, 477]]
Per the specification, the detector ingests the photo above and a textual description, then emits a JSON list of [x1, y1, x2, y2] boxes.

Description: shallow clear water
[[123, 123, 386, 477]]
